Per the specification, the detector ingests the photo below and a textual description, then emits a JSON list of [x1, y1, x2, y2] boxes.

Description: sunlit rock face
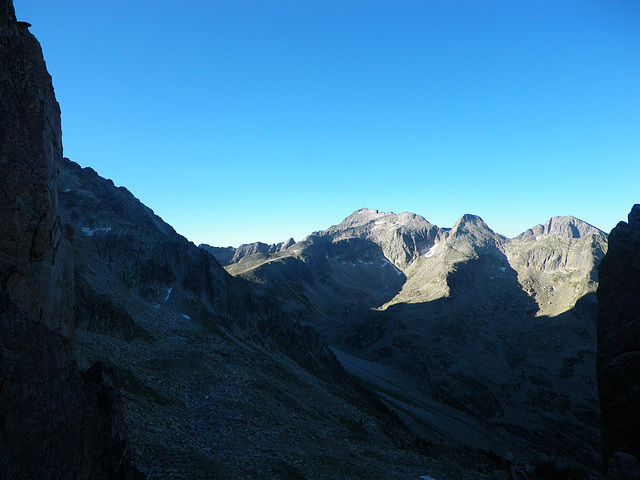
[[507, 216, 607, 318], [0, 2, 139, 477], [597, 204, 640, 465]]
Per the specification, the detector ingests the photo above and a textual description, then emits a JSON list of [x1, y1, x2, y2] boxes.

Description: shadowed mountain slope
[[204, 208, 607, 468], [57, 162, 499, 479], [0, 3, 140, 477], [597, 204, 640, 468]]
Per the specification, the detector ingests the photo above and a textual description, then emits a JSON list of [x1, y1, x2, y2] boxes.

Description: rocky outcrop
[[597, 204, 640, 466], [201, 238, 297, 266], [0, 2, 140, 477], [508, 216, 607, 317]]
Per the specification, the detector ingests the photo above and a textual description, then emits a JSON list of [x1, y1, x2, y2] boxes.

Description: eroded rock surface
[[0, 2, 139, 477], [597, 204, 640, 465]]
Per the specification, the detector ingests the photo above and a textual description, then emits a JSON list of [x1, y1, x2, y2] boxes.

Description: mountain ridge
[[2, 0, 619, 475], [201, 207, 608, 466], [57, 160, 490, 479]]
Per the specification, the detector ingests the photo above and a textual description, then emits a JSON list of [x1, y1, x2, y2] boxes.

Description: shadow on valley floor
[[334, 292, 601, 468]]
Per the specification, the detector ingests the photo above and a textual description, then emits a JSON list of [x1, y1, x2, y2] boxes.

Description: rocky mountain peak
[[331, 208, 385, 230], [327, 208, 433, 238], [450, 213, 493, 235], [517, 216, 605, 241], [447, 214, 502, 251]]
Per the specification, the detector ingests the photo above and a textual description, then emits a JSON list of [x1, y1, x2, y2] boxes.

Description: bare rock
[[0, 2, 141, 477], [598, 204, 640, 465]]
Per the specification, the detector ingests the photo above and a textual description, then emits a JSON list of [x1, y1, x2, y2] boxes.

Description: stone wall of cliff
[[0, 1, 140, 477], [597, 204, 640, 467]]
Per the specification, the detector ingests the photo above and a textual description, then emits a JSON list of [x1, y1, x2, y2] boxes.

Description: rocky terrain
[[597, 204, 640, 472], [56, 159, 509, 479], [0, 2, 140, 477], [204, 207, 608, 468], [1, 4, 471, 477], [4, 1, 633, 478]]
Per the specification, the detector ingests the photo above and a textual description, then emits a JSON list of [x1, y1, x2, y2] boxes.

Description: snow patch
[[419, 476, 439, 480], [181, 314, 191, 320], [371, 220, 385, 231], [424, 243, 439, 257], [499, 267, 506, 272], [82, 226, 112, 236], [371, 218, 406, 230], [382, 259, 403, 276], [164, 287, 172, 302]]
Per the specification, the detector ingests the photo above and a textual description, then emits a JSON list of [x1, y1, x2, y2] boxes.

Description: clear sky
[[14, 1, 640, 247]]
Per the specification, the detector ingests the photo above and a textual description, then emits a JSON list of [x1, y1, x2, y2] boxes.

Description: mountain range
[[58, 157, 608, 477], [201, 207, 607, 465], [3, 1, 639, 478]]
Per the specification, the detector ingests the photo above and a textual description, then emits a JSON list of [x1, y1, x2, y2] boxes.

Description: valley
[[4, 2, 636, 477], [203, 207, 607, 467]]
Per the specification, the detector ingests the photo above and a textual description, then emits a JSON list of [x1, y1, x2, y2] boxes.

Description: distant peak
[[544, 216, 603, 238], [354, 208, 380, 215], [447, 214, 499, 243], [328, 208, 434, 236], [339, 208, 386, 225], [517, 216, 606, 240], [452, 214, 491, 231], [458, 213, 485, 223]]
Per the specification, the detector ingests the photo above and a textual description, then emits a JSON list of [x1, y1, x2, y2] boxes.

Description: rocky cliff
[[0, 2, 140, 477], [597, 204, 640, 467], [508, 216, 605, 318]]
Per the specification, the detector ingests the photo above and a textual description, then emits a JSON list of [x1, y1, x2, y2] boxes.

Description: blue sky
[[15, 1, 640, 247]]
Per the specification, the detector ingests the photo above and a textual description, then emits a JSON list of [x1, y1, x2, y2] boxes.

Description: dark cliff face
[[0, 2, 139, 477], [597, 204, 640, 465], [0, 0, 71, 336]]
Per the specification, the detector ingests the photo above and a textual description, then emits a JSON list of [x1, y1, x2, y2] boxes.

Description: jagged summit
[[627, 203, 640, 229], [327, 208, 433, 234], [516, 216, 606, 241], [449, 213, 498, 240]]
